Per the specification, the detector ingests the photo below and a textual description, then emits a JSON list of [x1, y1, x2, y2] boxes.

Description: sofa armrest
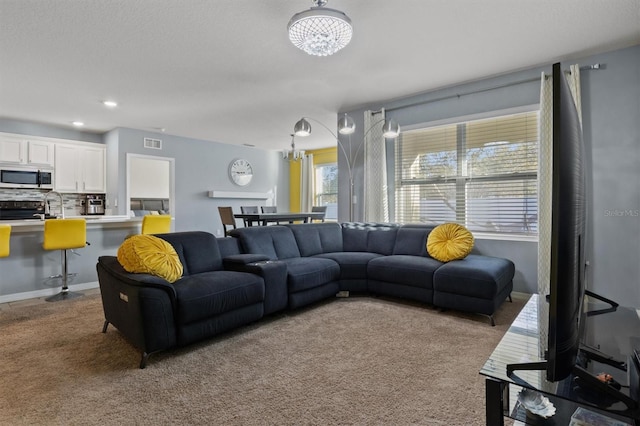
[[97, 256, 178, 298], [96, 256, 178, 355], [224, 258, 288, 315], [223, 254, 271, 267]]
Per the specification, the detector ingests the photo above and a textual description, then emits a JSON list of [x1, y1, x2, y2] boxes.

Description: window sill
[[473, 232, 538, 243]]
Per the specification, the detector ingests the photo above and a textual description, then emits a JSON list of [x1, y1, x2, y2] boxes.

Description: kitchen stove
[[0, 200, 47, 220]]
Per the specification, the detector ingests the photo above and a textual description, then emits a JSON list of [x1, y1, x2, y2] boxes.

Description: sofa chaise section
[[433, 254, 515, 325]]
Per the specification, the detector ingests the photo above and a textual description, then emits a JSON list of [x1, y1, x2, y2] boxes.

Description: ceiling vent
[[143, 137, 162, 150]]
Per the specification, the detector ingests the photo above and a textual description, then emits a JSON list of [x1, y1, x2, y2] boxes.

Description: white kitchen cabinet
[[0, 136, 23, 164], [0, 135, 54, 166], [54, 143, 105, 193], [81, 146, 106, 193], [26, 140, 54, 166]]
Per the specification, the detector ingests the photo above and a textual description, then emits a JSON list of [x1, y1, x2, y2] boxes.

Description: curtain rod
[[380, 63, 603, 114]]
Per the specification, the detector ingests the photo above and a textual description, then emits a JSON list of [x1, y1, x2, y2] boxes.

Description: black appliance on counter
[[83, 194, 105, 215], [0, 200, 47, 220]]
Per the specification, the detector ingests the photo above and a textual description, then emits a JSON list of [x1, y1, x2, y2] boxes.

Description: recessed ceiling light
[[72, 121, 84, 127], [102, 100, 118, 108]]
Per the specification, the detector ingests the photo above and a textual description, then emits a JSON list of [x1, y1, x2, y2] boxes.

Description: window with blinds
[[314, 163, 338, 220], [395, 110, 538, 236]]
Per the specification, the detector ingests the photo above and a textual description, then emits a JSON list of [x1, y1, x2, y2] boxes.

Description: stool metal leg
[[46, 250, 83, 302]]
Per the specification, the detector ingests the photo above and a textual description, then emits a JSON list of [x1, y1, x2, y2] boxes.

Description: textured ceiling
[[1, 0, 639, 151]]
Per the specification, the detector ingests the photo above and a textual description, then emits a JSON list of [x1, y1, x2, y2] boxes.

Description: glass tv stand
[[481, 294, 640, 425]]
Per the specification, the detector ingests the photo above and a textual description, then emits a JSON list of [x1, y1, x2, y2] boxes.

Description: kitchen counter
[[0, 215, 152, 303], [1, 215, 142, 233]]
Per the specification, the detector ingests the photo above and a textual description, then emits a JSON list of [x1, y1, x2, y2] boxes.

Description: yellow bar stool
[[0, 224, 11, 257], [141, 215, 171, 234], [43, 218, 87, 302]]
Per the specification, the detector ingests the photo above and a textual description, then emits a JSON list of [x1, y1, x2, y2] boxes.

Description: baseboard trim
[[0, 281, 99, 304]]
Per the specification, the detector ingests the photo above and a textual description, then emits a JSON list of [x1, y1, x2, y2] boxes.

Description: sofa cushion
[[342, 228, 369, 252], [173, 271, 265, 325], [367, 255, 442, 289], [280, 257, 340, 293], [286, 223, 343, 256], [341, 222, 400, 254], [433, 254, 515, 299], [231, 226, 301, 260], [117, 235, 183, 283], [158, 231, 223, 275], [426, 223, 474, 262], [393, 227, 433, 257], [367, 228, 398, 255], [315, 251, 383, 279]]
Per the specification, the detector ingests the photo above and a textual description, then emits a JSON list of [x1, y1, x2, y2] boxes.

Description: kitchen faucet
[[43, 190, 65, 219]]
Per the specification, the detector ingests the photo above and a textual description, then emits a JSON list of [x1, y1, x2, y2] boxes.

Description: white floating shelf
[[208, 190, 270, 200]]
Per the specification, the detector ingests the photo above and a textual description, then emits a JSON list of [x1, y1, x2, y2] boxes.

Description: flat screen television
[[546, 61, 587, 382], [507, 63, 635, 409]]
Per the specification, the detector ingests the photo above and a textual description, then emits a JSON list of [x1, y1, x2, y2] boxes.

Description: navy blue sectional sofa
[[97, 222, 515, 368]]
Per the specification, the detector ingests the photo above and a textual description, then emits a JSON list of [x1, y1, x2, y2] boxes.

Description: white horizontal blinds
[[395, 111, 539, 235], [396, 123, 459, 225]]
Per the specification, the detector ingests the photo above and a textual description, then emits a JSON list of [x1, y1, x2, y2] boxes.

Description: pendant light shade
[[337, 113, 356, 135], [294, 118, 312, 136], [288, 0, 353, 57], [381, 118, 401, 138]]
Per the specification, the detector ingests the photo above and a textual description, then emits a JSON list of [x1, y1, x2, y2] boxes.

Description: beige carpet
[[0, 293, 524, 425]]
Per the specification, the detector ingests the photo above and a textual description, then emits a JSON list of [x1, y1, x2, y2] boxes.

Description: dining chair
[[218, 207, 237, 236], [240, 206, 260, 227], [311, 205, 327, 222], [261, 206, 280, 225]]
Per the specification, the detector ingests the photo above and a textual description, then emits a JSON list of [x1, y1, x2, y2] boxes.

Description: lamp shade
[[337, 114, 356, 135], [294, 118, 312, 136], [381, 118, 401, 138]]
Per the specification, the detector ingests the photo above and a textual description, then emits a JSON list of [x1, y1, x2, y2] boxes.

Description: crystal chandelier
[[282, 134, 306, 161], [287, 0, 353, 57]]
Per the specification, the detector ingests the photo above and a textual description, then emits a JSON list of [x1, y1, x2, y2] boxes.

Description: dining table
[[233, 211, 325, 226]]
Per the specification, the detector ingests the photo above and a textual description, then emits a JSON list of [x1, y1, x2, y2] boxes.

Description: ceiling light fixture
[[282, 134, 306, 161], [288, 0, 352, 57], [102, 100, 118, 108], [72, 121, 84, 127]]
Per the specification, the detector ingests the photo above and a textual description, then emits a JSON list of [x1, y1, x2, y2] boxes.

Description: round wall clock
[[229, 158, 253, 186]]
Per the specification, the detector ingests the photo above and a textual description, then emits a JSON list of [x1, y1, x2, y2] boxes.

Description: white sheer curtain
[[300, 153, 314, 212], [537, 65, 582, 296], [538, 73, 553, 297], [363, 109, 389, 222]]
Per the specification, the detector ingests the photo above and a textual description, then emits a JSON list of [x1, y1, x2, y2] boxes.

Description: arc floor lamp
[[293, 114, 400, 221]]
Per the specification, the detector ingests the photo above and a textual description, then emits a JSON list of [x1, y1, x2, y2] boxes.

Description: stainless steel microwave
[[0, 167, 54, 189]]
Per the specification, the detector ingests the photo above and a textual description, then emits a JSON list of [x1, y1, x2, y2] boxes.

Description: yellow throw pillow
[[117, 235, 183, 283], [427, 223, 474, 262]]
